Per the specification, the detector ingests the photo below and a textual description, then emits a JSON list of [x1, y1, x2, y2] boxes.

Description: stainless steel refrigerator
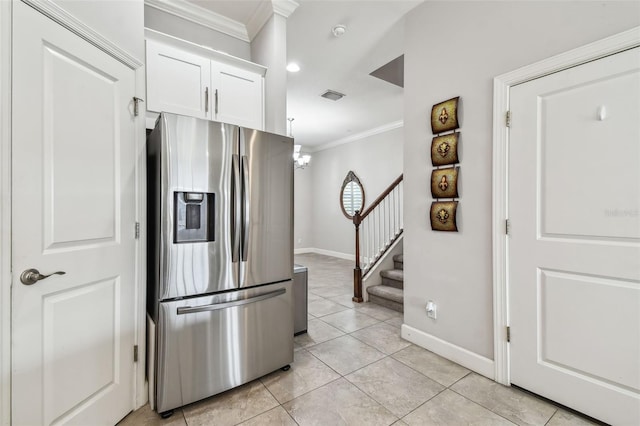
[[146, 113, 294, 415]]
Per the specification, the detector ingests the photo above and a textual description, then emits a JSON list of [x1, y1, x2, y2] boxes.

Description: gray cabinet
[[293, 264, 308, 335]]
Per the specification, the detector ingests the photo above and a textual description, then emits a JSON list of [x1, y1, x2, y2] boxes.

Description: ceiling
[[183, 0, 422, 150]]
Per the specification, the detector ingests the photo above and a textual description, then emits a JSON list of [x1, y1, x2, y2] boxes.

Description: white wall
[[294, 166, 313, 250], [251, 14, 288, 135], [53, 0, 145, 61], [296, 127, 403, 256], [403, 1, 640, 360], [144, 5, 251, 60]]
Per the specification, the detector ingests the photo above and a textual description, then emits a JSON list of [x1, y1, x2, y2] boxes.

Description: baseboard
[[294, 247, 354, 262], [293, 248, 313, 255], [401, 324, 494, 380]]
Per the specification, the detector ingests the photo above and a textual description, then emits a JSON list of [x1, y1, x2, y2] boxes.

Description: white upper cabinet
[[145, 31, 265, 130], [212, 63, 264, 130], [146, 40, 211, 119]]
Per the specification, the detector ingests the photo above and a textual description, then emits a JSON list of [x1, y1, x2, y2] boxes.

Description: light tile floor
[[119, 253, 599, 426]]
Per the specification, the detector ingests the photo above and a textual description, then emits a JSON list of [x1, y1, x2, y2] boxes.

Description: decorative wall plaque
[[431, 133, 459, 166], [430, 201, 458, 232], [430, 167, 459, 199], [430, 97, 460, 134]]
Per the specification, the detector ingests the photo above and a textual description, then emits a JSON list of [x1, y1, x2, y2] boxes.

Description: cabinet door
[[212, 63, 264, 130], [146, 40, 211, 119]]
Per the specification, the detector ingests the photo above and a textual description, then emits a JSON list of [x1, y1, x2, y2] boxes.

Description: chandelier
[[289, 117, 311, 169], [293, 144, 311, 169]]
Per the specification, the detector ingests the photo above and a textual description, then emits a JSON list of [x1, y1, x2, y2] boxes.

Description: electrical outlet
[[426, 300, 437, 319], [297, 238, 302, 244]]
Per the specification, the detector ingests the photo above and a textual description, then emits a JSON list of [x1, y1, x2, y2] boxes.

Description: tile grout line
[[395, 386, 449, 424], [245, 380, 301, 426], [303, 347, 344, 378], [446, 386, 520, 425], [340, 358, 401, 423]]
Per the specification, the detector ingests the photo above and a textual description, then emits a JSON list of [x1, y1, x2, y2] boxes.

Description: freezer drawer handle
[[176, 288, 286, 315]]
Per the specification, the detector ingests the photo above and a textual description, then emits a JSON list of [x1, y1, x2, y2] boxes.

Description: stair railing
[[352, 174, 403, 302]]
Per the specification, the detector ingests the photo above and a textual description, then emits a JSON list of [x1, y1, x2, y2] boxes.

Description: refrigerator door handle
[[241, 155, 250, 262], [231, 154, 241, 263], [176, 288, 286, 315]]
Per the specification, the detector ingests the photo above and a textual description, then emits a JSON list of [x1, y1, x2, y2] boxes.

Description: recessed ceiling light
[[286, 63, 300, 72]]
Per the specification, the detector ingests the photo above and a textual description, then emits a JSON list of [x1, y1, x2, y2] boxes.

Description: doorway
[[493, 28, 640, 426], [8, 1, 145, 424]]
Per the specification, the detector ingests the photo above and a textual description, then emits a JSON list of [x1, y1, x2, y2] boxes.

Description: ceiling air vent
[[321, 90, 346, 101]]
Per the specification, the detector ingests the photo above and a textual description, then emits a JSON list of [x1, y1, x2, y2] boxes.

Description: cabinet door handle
[[215, 89, 219, 115], [205, 87, 209, 113]]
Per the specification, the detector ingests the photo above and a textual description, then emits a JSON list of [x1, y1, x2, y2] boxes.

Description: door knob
[[20, 268, 65, 285]]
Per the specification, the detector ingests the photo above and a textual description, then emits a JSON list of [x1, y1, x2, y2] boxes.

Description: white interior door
[[509, 47, 640, 425], [11, 2, 137, 425]]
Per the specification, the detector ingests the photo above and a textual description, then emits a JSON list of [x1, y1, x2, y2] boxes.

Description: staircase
[[367, 254, 403, 312], [351, 174, 403, 306]]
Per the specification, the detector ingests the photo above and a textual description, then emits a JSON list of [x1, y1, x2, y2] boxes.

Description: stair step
[[393, 253, 403, 270], [367, 285, 403, 312], [380, 269, 403, 289]]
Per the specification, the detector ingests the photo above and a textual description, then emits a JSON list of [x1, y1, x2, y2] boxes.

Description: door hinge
[[506, 326, 511, 343], [505, 111, 511, 128], [505, 219, 510, 235], [134, 345, 139, 362], [133, 97, 144, 117], [135, 222, 140, 239]]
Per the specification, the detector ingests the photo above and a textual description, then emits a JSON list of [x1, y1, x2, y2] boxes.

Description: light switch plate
[[426, 300, 437, 319]]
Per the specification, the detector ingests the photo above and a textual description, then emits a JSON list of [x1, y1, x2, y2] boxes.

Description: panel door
[[240, 129, 293, 288], [12, 2, 137, 425], [146, 39, 211, 119], [509, 47, 640, 425], [212, 63, 264, 130]]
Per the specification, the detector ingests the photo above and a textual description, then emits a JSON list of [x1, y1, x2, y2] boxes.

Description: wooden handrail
[[359, 174, 403, 219], [352, 174, 403, 303]]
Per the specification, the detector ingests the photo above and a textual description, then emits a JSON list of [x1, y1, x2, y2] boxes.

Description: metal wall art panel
[[430, 201, 458, 232], [431, 167, 459, 199], [430, 97, 460, 134], [431, 133, 460, 166]]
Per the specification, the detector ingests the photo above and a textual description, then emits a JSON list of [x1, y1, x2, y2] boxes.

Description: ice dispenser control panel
[[174, 192, 215, 243]]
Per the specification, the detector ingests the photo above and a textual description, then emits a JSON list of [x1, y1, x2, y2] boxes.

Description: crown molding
[[246, 0, 300, 40], [273, 0, 300, 18], [145, 0, 249, 42], [246, 0, 273, 41], [311, 120, 404, 153], [146, 0, 298, 43]]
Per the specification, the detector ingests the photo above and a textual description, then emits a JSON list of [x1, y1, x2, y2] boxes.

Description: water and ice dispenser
[[174, 191, 215, 243]]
